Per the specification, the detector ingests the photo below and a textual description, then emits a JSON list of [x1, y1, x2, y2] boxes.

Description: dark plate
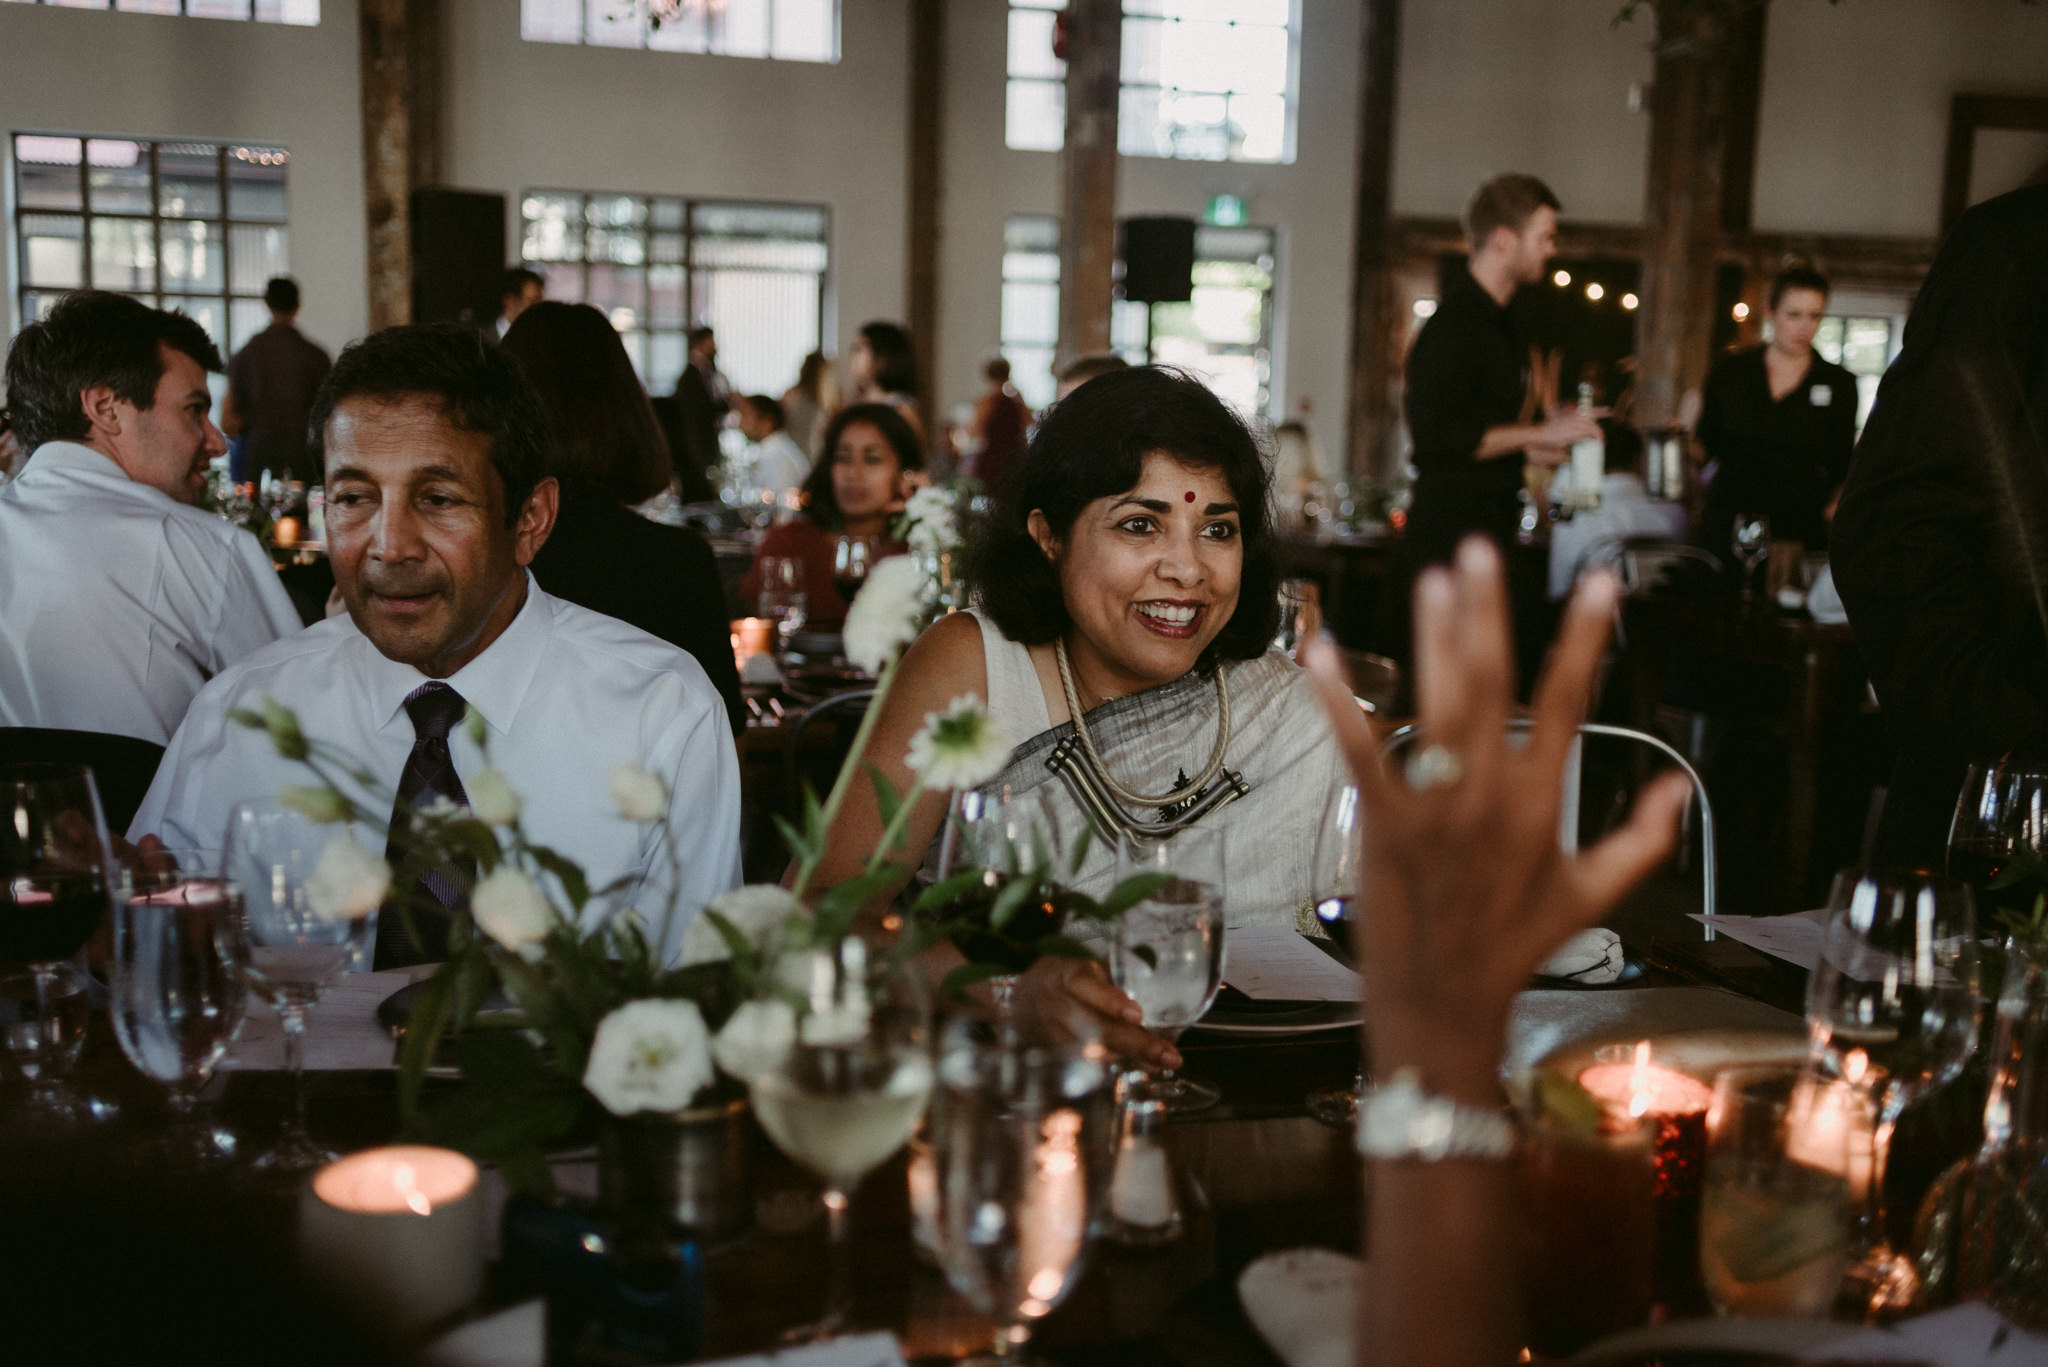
[[1189, 987, 1361, 1038], [375, 977, 519, 1037]]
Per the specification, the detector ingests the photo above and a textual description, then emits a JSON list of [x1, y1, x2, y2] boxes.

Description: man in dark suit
[[669, 326, 729, 496], [1831, 183, 2048, 862]]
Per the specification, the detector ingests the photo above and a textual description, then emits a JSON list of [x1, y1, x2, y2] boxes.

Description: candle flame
[[1843, 1048, 1869, 1086], [391, 1162, 433, 1216]]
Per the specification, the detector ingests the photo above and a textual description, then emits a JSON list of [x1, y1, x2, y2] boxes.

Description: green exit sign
[[1205, 194, 1247, 227]]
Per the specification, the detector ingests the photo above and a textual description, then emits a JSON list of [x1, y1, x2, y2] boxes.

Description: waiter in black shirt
[[1398, 174, 1602, 683]]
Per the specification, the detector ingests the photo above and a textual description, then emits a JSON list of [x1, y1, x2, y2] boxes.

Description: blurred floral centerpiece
[[894, 481, 970, 619]]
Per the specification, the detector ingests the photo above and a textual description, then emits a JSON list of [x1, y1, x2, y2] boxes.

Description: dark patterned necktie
[[375, 681, 473, 969]]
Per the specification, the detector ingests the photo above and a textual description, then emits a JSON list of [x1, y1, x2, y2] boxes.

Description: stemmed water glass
[[219, 799, 378, 1172], [0, 762, 118, 1126], [1305, 783, 1364, 1127], [1731, 512, 1771, 601], [832, 534, 880, 608], [745, 938, 932, 1340], [111, 851, 246, 1161], [1806, 867, 1981, 1317], [928, 1021, 1110, 1363], [1108, 827, 1226, 1114], [757, 554, 808, 653], [1945, 762, 2048, 931]]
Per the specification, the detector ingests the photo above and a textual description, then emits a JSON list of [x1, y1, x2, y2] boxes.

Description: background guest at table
[[501, 301, 745, 737], [1545, 423, 1690, 600], [1055, 350, 1129, 401], [847, 320, 923, 443], [735, 391, 813, 497], [737, 402, 922, 631], [669, 324, 731, 498], [1269, 418, 1327, 507], [1696, 265, 1857, 555], [806, 366, 1343, 1070], [1302, 544, 1688, 1367], [781, 348, 836, 462], [495, 265, 545, 339], [0, 290, 302, 748], [1831, 184, 2048, 864], [965, 355, 1033, 495], [221, 274, 331, 483], [131, 322, 741, 967]]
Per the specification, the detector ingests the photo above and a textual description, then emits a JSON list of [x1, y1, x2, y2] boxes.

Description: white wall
[[1753, 0, 2048, 238], [440, 0, 908, 386], [0, 0, 367, 352]]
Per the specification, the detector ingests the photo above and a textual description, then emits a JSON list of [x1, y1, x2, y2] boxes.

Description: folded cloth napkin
[[1237, 1247, 1358, 1367], [1537, 928, 1626, 984], [1806, 564, 1848, 625]]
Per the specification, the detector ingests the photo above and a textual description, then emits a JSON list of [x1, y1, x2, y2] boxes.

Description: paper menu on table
[[1683, 911, 1825, 971], [1221, 926, 1361, 1002], [220, 969, 407, 1071]]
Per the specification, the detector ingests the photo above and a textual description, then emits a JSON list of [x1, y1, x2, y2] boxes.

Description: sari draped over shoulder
[[917, 610, 1345, 930]]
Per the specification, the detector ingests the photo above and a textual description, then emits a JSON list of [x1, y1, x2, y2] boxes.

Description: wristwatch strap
[[1355, 1066, 1517, 1162]]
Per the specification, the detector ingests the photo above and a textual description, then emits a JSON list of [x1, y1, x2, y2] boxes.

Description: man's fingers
[[1570, 771, 1690, 922]]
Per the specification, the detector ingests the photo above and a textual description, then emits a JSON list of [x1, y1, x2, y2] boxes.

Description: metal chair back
[[780, 688, 879, 820]]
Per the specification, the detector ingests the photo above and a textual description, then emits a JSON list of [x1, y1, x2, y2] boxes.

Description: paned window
[[1813, 315, 1900, 432], [521, 191, 829, 398], [1006, 0, 1296, 164], [0, 0, 318, 23], [12, 133, 290, 350], [999, 213, 1276, 419], [519, 0, 837, 62]]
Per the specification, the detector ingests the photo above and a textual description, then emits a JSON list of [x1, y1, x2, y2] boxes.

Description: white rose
[[470, 866, 557, 958], [842, 553, 928, 674], [583, 998, 715, 1116], [304, 838, 391, 922], [711, 998, 798, 1082], [610, 762, 670, 824], [904, 694, 1011, 792], [677, 884, 803, 967], [466, 768, 522, 826]]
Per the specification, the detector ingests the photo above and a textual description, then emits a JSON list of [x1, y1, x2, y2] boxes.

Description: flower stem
[[860, 776, 928, 879], [791, 659, 898, 901]]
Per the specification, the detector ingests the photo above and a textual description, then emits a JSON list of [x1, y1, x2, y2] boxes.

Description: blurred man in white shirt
[[734, 393, 812, 496], [132, 324, 740, 966], [1546, 425, 1691, 599], [0, 291, 303, 745]]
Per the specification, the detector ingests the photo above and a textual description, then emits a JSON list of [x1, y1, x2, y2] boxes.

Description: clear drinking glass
[[1732, 513, 1771, 601], [1807, 867, 1981, 1317], [1946, 762, 2048, 933], [929, 1023, 1110, 1362], [1109, 827, 1226, 1114], [0, 762, 117, 1124], [746, 938, 932, 1340], [758, 554, 808, 652], [1700, 1065, 1856, 1319], [832, 534, 879, 607], [111, 851, 246, 1162], [1305, 783, 1364, 1127], [219, 800, 378, 1172]]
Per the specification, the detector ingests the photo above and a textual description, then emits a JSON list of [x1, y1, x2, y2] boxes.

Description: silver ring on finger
[[1404, 743, 1464, 792]]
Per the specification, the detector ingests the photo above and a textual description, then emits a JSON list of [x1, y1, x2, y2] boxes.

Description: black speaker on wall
[[1120, 216, 1197, 304], [411, 188, 506, 326]]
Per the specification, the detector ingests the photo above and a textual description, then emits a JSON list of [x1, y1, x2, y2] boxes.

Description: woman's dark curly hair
[[968, 366, 1280, 662], [798, 402, 924, 528]]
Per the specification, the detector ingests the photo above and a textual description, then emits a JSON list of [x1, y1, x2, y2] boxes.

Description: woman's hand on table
[[1301, 539, 1689, 1098]]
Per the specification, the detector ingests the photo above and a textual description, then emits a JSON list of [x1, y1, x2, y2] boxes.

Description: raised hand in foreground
[[1300, 538, 1688, 1367]]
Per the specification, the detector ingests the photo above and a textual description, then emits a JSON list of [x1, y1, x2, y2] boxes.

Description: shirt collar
[[359, 571, 554, 740], [1448, 265, 1508, 316], [25, 440, 144, 486]]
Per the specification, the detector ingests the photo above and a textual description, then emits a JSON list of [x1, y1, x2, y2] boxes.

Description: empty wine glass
[[929, 1023, 1111, 1362], [0, 762, 117, 1125], [758, 554, 808, 653], [832, 534, 880, 608], [1305, 783, 1364, 1127], [1109, 827, 1226, 1114], [746, 938, 932, 1340], [111, 851, 246, 1162], [1806, 867, 1981, 1317], [1732, 513, 1771, 601], [220, 800, 379, 1172]]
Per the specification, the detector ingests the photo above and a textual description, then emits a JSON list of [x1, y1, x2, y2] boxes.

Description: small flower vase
[[1915, 938, 2048, 1326], [599, 1098, 756, 1244]]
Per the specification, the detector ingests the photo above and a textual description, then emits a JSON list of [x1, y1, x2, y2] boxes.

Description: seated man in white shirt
[[735, 393, 813, 497], [0, 291, 304, 745], [132, 323, 742, 966], [1545, 426, 1691, 600]]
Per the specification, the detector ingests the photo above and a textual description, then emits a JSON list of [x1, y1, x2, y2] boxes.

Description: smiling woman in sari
[[806, 366, 1343, 1065]]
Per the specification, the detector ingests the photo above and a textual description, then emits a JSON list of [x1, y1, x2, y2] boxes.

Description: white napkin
[[1807, 564, 1848, 625], [1237, 1247, 1357, 1367], [1536, 928, 1625, 984], [741, 652, 784, 685]]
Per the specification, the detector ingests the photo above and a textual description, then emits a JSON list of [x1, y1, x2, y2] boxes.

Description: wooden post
[[1056, 0, 1121, 366], [1344, 0, 1402, 482], [359, 0, 431, 332], [906, 0, 944, 416]]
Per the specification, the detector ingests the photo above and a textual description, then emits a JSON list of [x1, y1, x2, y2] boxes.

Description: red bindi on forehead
[[1184, 490, 1196, 503]]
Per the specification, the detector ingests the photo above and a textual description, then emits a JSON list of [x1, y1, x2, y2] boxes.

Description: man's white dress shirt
[[131, 575, 743, 962], [751, 430, 812, 495], [0, 441, 303, 745], [1547, 473, 1693, 600]]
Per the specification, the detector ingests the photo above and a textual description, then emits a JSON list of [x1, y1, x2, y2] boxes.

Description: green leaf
[[940, 960, 1015, 998], [866, 762, 904, 833], [772, 813, 817, 869], [525, 844, 592, 912], [1066, 821, 1094, 877], [1095, 871, 1175, 920], [986, 875, 1034, 931], [452, 944, 495, 1029], [395, 966, 457, 1121], [911, 868, 987, 914], [1130, 944, 1159, 970], [1032, 933, 1101, 962]]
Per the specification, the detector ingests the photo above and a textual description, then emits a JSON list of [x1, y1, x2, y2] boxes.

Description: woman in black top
[[1696, 266, 1859, 553], [501, 302, 745, 735]]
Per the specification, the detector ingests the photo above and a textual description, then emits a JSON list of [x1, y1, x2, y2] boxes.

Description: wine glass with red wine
[[1306, 781, 1363, 1127], [0, 763, 119, 1120], [1946, 762, 2048, 933], [832, 534, 879, 607]]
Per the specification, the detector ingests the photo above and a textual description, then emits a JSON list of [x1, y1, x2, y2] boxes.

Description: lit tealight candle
[[272, 515, 300, 548], [298, 1145, 483, 1336], [733, 617, 773, 662], [1577, 1041, 1715, 1121]]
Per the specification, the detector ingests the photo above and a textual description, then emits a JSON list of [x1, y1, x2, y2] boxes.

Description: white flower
[[711, 998, 798, 1082], [583, 998, 715, 1116], [902, 486, 956, 555], [677, 884, 803, 967], [467, 767, 522, 826], [904, 694, 1011, 792], [842, 553, 927, 674], [610, 762, 669, 823], [470, 866, 557, 958], [305, 838, 390, 922], [279, 784, 350, 824]]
